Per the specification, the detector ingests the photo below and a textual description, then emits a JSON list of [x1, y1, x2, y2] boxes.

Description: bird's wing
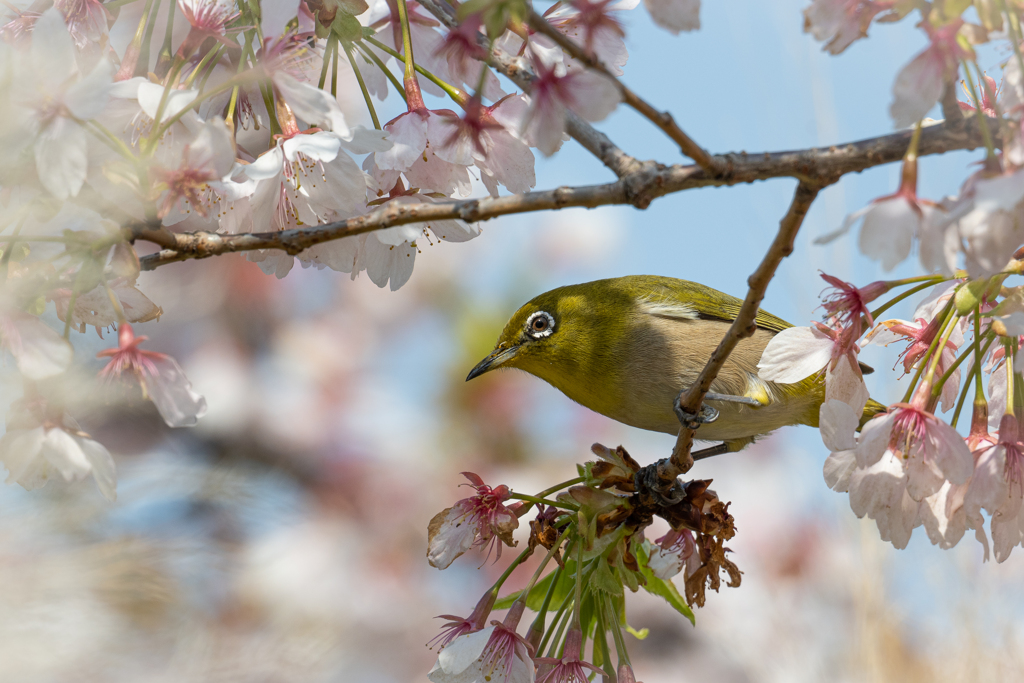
[[636, 279, 792, 333]]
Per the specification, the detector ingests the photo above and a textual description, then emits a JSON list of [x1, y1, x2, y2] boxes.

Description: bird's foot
[[673, 396, 719, 430]]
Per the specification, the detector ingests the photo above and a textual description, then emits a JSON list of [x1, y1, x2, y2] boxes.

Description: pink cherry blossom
[[819, 273, 887, 339], [803, 0, 889, 55], [51, 280, 163, 334], [890, 20, 969, 128], [646, 528, 698, 580], [427, 472, 519, 569], [521, 48, 620, 156], [434, 14, 505, 100], [427, 601, 534, 683], [855, 383, 973, 502], [97, 323, 208, 428], [963, 414, 1024, 561], [442, 95, 536, 197], [958, 74, 998, 117], [534, 627, 602, 683], [370, 0, 467, 99], [866, 315, 963, 411], [374, 108, 473, 196], [954, 168, 1024, 277], [428, 590, 496, 651], [542, 0, 636, 74]]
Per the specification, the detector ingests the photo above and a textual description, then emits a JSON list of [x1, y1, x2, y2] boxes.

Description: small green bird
[[467, 275, 881, 452]]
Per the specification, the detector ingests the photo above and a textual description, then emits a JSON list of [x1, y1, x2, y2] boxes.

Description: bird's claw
[[673, 396, 719, 430]]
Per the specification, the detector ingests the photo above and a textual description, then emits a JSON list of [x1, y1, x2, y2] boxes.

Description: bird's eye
[[525, 311, 555, 339]]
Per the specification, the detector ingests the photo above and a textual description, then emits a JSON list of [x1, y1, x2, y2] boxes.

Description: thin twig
[[662, 181, 821, 481], [525, 8, 723, 175], [136, 118, 990, 270], [415, 0, 642, 178]]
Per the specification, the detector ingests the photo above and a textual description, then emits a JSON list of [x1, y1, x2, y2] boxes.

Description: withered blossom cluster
[[3, 0, 1024, 679], [425, 444, 739, 683]]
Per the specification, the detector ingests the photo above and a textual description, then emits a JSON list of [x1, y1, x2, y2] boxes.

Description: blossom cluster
[[0, 0, 700, 503], [425, 444, 737, 683]]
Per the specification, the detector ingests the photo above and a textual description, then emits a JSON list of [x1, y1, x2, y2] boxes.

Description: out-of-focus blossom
[[819, 157, 935, 272], [647, 528, 698, 580], [534, 627, 602, 683], [543, 0, 637, 73], [427, 602, 533, 683], [153, 117, 239, 220], [521, 48, 620, 156], [803, 0, 888, 55], [890, 20, 968, 128], [176, 0, 240, 60], [954, 169, 1024, 277], [443, 96, 536, 197], [97, 323, 208, 428], [434, 14, 505, 101], [0, 398, 116, 501], [0, 309, 73, 379], [642, 0, 699, 35], [8, 8, 113, 199], [55, 0, 111, 52], [52, 280, 163, 334], [964, 414, 1024, 561], [427, 472, 519, 569], [370, 0, 461, 99], [959, 74, 998, 117]]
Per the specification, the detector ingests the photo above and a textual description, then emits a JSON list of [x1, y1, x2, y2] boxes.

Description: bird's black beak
[[466, 345, 519, 381]]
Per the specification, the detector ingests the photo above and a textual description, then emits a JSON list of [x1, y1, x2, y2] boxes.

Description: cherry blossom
[[434, 14, 505, 101], [856, 383, 973, 502], [52, 280, 163, 334], [757, 321, 868, 415], [958, 74, 998, 117], [9, 8, 113, 199], [890, 20, 968, 128], [953, 168, 1024, 277], [443, 96, 536, 197], [428, 590, 496, 651], [176, 0, 240, 60], [97, 323, 208, 428], [55, 0, 111, 52], [866, 315, 963, 412], [646, 528, 699, 580], [820, 158, 936, 272], [243, 128, 367, 278], [534, 627, 602, 683], [819, 273, 887, 339], [153, 117, 239, 220], [370, 0, 462, 99], [427, 601, 534, 683], [642, 0, 699, 35], [521, 48, 620, 156], [373, 108, 474, 196], [542, 0, 638, 74], [962, 414, 1024, 561], [0, 397, 116, 501], [427, 472, 519, 569], [0, 309, 73, 380], [803, 0, 889, 55]]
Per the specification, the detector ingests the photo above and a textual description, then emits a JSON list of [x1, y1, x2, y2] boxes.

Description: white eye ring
[[526, 311, 555, 339]]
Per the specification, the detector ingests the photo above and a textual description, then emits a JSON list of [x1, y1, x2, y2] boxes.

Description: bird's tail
[[858, 398, 887, 431]]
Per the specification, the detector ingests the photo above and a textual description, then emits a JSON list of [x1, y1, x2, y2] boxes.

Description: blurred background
[[2, 1, 1023, 681]]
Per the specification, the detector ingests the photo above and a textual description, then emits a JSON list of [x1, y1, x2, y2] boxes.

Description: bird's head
[[466, 281, 632, 386]]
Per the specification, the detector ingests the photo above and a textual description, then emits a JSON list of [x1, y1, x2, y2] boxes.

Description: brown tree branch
[[524, 8, 723, 175], [137, 119, 989, 270], [661, 181, 821, 483]]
